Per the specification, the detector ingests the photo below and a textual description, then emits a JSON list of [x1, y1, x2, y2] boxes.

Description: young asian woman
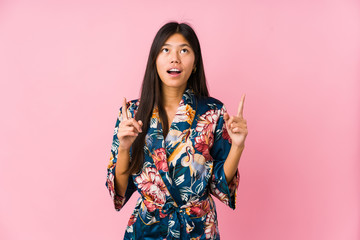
[[105, 21, 248, 240]]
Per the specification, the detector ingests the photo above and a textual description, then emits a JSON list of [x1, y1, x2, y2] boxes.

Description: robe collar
[[147, 87, 197, 157], [145, 87, 198, 206]]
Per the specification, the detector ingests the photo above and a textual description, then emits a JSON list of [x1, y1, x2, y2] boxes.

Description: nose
[[170, 51, 180, 63]]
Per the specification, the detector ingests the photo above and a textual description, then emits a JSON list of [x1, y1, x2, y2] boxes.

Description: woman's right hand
[[117, 97, 143, 151]]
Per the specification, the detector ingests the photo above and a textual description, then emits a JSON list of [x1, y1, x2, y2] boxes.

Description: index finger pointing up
[[237, 94, 246, 118], [122, 97, 129, 120]]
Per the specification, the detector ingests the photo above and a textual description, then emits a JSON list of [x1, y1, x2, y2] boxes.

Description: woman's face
[[156, 33, 196, 91]]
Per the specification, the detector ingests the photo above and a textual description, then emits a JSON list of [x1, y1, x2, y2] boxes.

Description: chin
[[161, 80, 188, 89]]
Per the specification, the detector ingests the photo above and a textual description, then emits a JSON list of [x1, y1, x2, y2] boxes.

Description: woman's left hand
[[224, 94, 248, 148]]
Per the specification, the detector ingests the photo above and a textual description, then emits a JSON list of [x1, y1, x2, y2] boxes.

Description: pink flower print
[[143, 199, 157, 212], [152, 148, 169, 172], [189, 200, 210, 218], [194, 134, 213, 161], [204, 210, 217, 239], [127, 212, 137, 227], [106, 170, 125, 209], [134, 167, 169, 211], [196, 109, 218, 135]]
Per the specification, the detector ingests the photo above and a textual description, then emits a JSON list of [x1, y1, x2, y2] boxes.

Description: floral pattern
[[134, 167, 170, 212], [105, 88, 240, 239], [152, 148, 169, 172]]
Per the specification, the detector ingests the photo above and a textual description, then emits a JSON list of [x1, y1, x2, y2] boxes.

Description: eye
[[161, 48, 169, 53], [181, 48, 189, 53]]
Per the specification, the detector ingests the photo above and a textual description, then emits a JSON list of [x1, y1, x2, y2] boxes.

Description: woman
[[106, 21, 248, 239]]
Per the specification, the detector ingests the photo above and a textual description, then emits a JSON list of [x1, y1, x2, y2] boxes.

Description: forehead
[[163, 33, 191, 47]]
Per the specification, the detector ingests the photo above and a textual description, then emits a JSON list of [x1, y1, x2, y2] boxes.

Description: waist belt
[[151, 193, 210, 239], [159, 203, 195, 238]]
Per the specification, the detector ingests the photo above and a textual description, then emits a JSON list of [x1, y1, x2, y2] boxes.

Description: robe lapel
[[145, 88, 197, 207], [165, 88, 197, 157]]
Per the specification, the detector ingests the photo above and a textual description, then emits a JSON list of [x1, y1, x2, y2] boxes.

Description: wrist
[[118, 145, 130, 153], [231, 143, 245, 151]]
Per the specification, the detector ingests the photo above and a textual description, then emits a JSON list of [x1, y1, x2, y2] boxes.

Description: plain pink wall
[[0, 1, 359, 239]]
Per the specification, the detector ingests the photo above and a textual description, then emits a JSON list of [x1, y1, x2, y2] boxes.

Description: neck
[[161, 85, 186, 108]]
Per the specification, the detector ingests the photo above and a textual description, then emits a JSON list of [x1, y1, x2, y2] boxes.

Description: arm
[[224, 144, 244, 184], [223, 94, 247, 184], [114, 148, 131, 197], [105, 113, 136, 211], [208, 105, 240, 210], [105, 98, 142, 211]]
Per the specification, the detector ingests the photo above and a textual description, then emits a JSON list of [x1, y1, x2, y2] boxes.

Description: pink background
[[0, 1, 359, 239]]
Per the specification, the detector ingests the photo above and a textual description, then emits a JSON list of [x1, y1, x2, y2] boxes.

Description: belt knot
[[158, 203, 195, 239]]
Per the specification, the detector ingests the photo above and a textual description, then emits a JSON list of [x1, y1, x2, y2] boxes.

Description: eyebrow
[[162, 43, 191, 48]]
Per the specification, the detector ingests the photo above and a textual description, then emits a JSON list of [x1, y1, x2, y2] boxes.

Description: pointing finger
[[237, 94, 245, 118], [122, 97, 129, 120]]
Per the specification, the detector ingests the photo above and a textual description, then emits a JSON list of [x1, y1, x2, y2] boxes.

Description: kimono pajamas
[[106, 88, 240, 240]]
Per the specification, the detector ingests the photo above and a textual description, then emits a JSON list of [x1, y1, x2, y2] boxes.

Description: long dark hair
[[128, 21, 209, 174]]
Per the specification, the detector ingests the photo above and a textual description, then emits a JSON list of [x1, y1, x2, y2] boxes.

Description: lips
[[167, 72, 181, 77], [166, 68, 182, 74]]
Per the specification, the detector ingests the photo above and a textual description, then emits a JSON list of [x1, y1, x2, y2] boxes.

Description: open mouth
[[167, 69, 182, 75]]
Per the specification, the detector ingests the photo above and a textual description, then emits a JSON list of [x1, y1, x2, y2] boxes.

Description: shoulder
[[127, 99, 140, 112], [118, 98, 140, 111], [118, 99, 140, 118], [196, 95, 226, 112]]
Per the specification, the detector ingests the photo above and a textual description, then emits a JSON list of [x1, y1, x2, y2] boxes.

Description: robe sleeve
[[209, 104, 240, 210], [105, 106, 137, 211]]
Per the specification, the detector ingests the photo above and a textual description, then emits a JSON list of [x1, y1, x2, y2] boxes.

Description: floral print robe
[[106, 88, 240, 240]]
